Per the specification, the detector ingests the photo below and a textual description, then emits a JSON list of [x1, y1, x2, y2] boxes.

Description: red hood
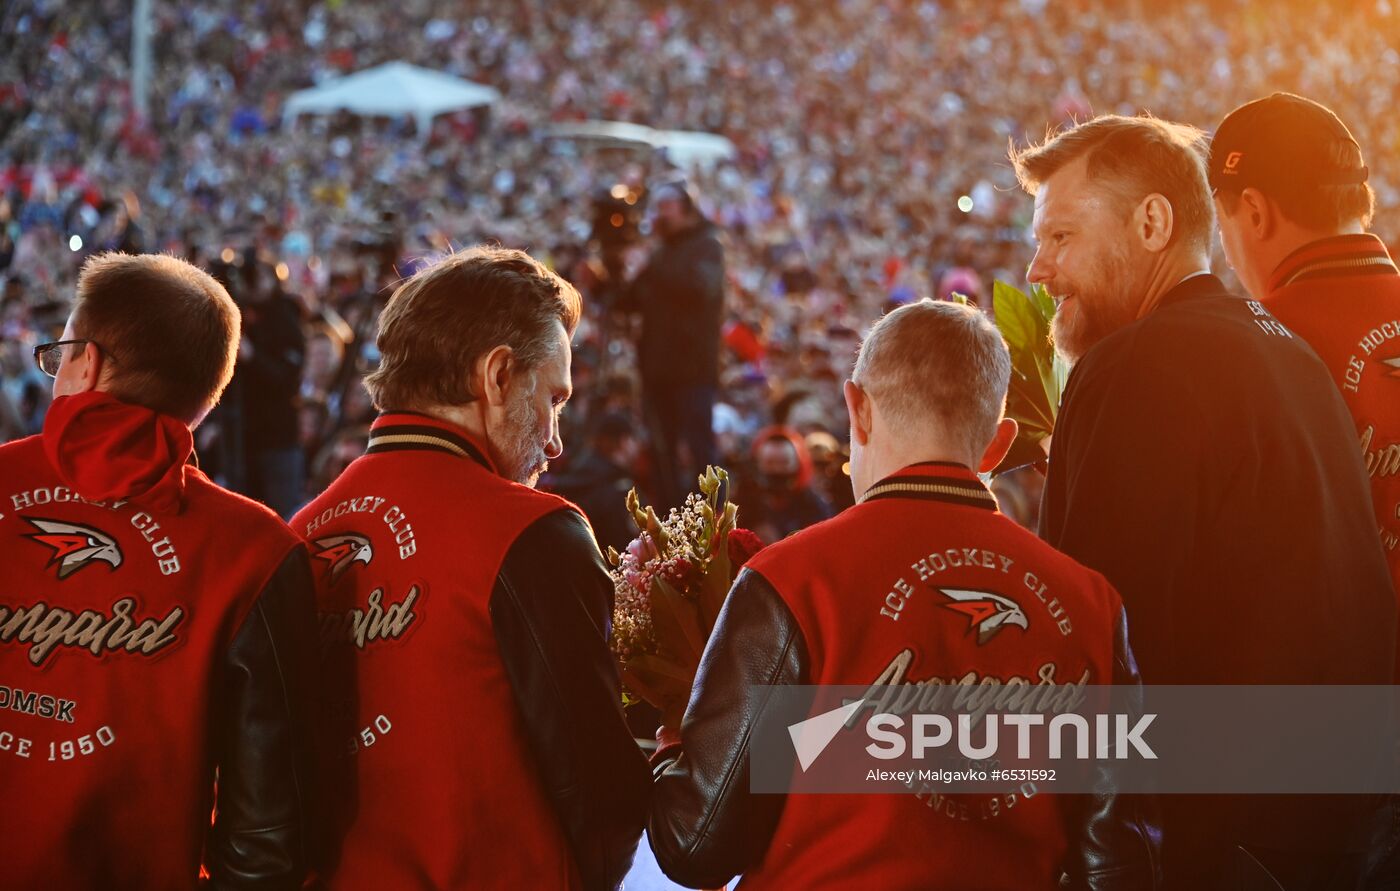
[[42, 390, 194, 513]]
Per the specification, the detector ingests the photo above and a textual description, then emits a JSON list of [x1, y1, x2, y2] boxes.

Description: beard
[[1051, 297, 1120, 364], [1049, 248, 1138, 364], [495, 391, 550, 487]]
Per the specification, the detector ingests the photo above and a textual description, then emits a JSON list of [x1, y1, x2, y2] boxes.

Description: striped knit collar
[[367, 411, 495, 472], [1268, 233, 1398, 293], [859, 461, 999, 511]]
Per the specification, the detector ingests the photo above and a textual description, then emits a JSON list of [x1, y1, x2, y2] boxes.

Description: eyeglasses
[[32, 340, 114, 378]]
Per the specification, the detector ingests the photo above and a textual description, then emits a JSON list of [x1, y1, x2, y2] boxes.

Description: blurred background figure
[[545, 410, 643, 554], [0, 322, 48, 439], [235, 252, 307, 518], [617, 181, 725, 508], [804, 430, 857, 516], [741, 426, 833, 543]]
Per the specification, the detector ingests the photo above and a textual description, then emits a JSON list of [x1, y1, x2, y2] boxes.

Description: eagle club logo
[[24, 518, 124, 580], [937, 588, 1029, 645], [313, 533, 374, 583]]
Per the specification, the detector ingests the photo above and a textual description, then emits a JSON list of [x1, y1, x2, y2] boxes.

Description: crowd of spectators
[[4, 0, 1399, 532]]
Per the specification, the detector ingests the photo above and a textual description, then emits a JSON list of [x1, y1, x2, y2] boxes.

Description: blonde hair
[[1011, 114, 1215, 254]]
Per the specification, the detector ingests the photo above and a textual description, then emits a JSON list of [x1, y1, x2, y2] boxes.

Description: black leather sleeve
[[490, 508, 651, 891], [206, 545, 319, 891], [1063, 606, 1163, 890], [648, 567, 809, 889]]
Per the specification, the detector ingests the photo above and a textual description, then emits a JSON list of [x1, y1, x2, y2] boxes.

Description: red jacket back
[[1265, 235, 1400, 654], [0, 434, 303, 889], [739, 463, 1125, 890], [292, 412, 588, 890]]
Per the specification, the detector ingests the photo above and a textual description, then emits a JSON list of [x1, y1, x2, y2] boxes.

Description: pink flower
[[627, 532, 660, 564]]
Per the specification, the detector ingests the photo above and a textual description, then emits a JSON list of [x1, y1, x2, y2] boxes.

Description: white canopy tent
[[544, 121, 737, 170], [651, 130, 738, 170], [283, 61, 501, 135], [544, 120, 659, 149]]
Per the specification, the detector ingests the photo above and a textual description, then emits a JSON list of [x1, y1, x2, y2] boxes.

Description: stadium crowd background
[[3, 0, 1399, 537]]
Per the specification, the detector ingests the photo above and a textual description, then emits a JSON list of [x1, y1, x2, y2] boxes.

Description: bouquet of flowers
[[607, 466, 764, 728], [989, 280, 1069, 475]]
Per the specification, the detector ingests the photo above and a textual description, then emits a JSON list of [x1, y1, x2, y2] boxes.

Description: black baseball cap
[[1208, 92, 1369, 195]]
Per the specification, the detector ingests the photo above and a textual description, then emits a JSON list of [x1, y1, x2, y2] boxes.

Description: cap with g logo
[[1208, 92, 1369, 195]]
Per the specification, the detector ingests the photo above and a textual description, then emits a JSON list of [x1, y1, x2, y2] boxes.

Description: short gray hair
[[852, 300, 1011, 459]]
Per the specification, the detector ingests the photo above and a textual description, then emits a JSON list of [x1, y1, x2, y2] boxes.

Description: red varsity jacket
[[0, 391, 317, 890], [1264, 234, 1400, 620], [292, 412, 648, 891], [650, 463, 1157, 890]]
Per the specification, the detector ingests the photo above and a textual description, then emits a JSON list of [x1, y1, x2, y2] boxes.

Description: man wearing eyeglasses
[[1, 252, 318, 889]]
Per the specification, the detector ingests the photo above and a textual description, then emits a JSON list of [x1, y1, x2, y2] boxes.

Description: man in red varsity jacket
[[1210, 92, 1400, 620], [291, 247, 649, 890], [0, 253, 318, 889], [649, 300, 1160, 890], [1210, 92, 1400, 886]]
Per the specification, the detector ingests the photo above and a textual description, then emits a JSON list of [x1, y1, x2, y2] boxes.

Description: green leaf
[[992, 280, 1049, 355], [992, 280, 1065, 476], [648, 576, 705, 665], [1028, 282, 1056, 322], [1006, 366, 1055, 435], [699, 529, 733, 629]]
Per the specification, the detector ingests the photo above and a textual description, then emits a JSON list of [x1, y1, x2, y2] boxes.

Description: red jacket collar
[[859, 462, 998, 511], [1267, 233, 1398, 294], [368, 412, 497, 473]]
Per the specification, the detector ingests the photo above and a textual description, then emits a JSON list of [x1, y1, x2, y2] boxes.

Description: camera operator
[[617, 181, 726, 507], [235, 250, 306, 517]]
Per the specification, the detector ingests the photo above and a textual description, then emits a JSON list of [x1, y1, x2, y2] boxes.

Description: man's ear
[[1135, 193, 1176, 253], [844, 379, 872, 446], [1238, 187, 1276, 240], [977, 417, 1019, 475], [477, 344, 516, 408], [77, 341, 104, 394]]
